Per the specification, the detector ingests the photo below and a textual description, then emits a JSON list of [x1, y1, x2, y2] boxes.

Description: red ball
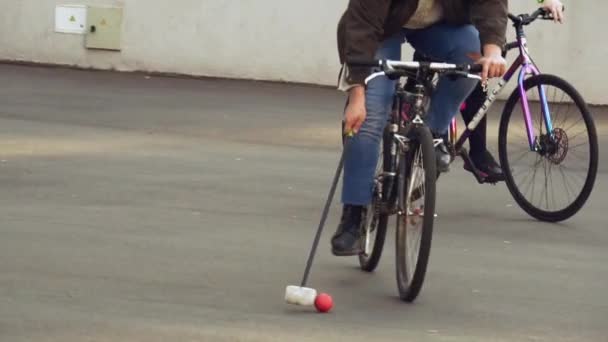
[[314, 293, 333, 313]]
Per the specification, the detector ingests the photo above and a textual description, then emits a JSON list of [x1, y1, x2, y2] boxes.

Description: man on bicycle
[[451, 0, 564, 183], [332, 0, 509, 256]]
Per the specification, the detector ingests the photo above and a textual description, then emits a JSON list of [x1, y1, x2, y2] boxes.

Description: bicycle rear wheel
[[395, 126, 436, 302], [358, 137, 389, 272], [499, 74, 598, 222]]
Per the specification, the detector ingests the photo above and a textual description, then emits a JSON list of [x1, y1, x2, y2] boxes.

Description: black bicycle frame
[[381, 73, 432, 213]]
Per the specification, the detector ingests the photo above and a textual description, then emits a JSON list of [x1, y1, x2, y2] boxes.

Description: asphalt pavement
[[1, 64, 607, 341]]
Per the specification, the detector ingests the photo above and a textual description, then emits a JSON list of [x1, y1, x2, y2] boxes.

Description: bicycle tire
[[498, 74, 598, 222], [358, 208, 388, 272], [396, 125, 436, 302], [358, 133, 390, 272]]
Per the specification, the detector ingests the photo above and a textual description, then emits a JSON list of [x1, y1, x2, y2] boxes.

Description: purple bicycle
[[445, 8, 598, 222]]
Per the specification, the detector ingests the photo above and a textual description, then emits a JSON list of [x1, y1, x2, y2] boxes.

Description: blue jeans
[[342, 23, 481, 205]]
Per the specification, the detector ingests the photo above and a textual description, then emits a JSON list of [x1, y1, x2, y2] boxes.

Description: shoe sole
[[463, 165, 505, 183], [331, 246, 363, 257]]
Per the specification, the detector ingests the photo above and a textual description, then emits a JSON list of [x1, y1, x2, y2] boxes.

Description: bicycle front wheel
[[499, 74, 598, 222], [395, 126, 436, 302]]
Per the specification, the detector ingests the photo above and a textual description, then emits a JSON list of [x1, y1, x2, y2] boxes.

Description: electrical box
[[55, 5, 87, 34], [86, 7, 123, 51]]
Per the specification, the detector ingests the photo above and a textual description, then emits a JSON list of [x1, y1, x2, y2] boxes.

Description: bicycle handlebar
[[349, 58, 482, 72], [348, 59, 483, 85], [504, 7, 566, 55], [509, 6, 565, 26]]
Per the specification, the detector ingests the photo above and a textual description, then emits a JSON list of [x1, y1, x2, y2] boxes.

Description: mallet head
[[285, 285, 317, 306]]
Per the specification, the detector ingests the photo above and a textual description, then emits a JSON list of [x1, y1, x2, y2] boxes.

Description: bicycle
[[346, 58, 483, 302], [438, 8, 598, 222], [350, 8, 598, 302]]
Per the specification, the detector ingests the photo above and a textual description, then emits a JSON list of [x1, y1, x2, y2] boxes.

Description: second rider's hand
[[344, 86, 366, 136], [543, 0, 565, 23]]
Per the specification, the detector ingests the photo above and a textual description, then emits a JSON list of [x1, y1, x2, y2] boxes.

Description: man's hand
[[344, 86, 366, 136], [477, 44, 507, 83], [542, 0, 565, 23]]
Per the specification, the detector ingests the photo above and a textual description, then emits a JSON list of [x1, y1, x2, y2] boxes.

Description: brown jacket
[[338, 0, 508, 85]]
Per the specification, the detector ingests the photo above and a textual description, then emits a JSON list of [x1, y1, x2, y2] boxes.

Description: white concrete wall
[[0, 1, 606, 104]]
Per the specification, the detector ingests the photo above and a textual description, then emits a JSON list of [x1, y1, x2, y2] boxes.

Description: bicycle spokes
[[404, 147, 425, 281], [504, 80, 594, 214]]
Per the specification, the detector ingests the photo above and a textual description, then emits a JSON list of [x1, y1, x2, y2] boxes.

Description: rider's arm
[[470, 0, 508, 52], [483, 44, 502, 58], [470, 0, 508, 80], [338, 0, 391, 87]]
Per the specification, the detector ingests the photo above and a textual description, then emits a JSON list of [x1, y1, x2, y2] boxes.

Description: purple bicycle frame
[[453, 36, 553, 152]]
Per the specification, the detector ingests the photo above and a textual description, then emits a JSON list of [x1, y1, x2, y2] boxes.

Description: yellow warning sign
[[100, 19, 107, 26], [69, 15, 76, 22]]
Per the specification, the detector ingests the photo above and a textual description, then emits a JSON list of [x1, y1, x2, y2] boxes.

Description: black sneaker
[[331, 205, 366, 256], [433, 138, 451, 173], [464, 150, 505, 183]]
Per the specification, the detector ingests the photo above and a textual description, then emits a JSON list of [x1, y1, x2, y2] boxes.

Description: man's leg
[[412, 49, 488, 157], [461, 84, 505, 181], [405, 24, 481, 172], [461, 83, 488, 157], [333, 33, 404, 256]]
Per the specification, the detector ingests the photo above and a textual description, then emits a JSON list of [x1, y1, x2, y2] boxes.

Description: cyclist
[[456, 0, 565, 182], [332, 0, 509, 256]]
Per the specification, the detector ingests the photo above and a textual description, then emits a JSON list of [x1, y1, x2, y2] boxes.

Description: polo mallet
[[284, 133, 351, 306]]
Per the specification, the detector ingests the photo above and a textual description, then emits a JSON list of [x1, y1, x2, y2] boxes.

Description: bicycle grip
[[468, 64, 483, 73]]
